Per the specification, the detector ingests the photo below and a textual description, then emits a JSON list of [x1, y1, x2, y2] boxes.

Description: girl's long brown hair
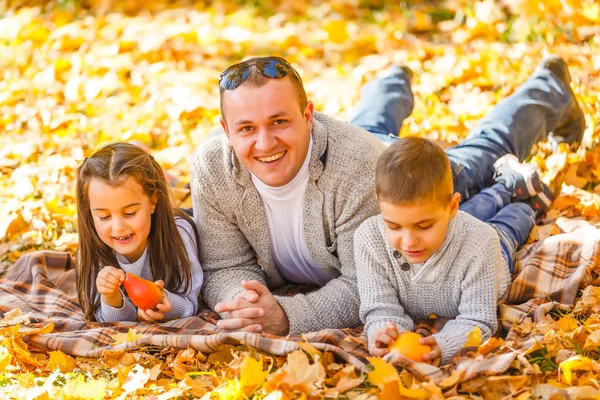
[[76, 142, 198, 320]]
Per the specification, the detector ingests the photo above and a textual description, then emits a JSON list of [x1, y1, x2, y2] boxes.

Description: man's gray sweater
[[191, 112, 385, 334], [355, 211, 511, 364]]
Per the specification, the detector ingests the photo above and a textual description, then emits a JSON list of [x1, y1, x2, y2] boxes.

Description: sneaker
[[522, 183, 556, 217], [537, 55, 585, 146], [492, 154, 545, 200]]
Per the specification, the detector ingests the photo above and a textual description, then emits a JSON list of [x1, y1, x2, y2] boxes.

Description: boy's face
[[379, 193, 460, 264]]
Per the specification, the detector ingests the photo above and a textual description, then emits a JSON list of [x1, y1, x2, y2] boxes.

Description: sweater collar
[[229, 112, 329, 187]]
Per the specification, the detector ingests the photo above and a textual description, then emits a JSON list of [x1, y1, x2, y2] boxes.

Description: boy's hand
[[137, 280, 172, 323], [419, 336, 441, 365], [369, 322, 399, 357], [97, 266, 125, 308]]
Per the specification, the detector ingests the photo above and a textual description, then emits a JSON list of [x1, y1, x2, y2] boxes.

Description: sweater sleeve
[[163, 218, 204, 320], [96, 290, 138, 322], [274, 180, 380, 334], [354, 220, 415, 348], [432, 232, 502, 364], [191, 148, 267, 311]]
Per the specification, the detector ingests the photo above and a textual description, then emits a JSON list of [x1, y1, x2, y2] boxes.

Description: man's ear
[[449, 192, 461, 218], [304, 101, 315, 130], [220, 118, 230, 139]]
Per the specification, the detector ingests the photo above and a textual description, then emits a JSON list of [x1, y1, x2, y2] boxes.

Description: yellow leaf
[[559, 355, 596, 385], [368, 358, 428, 399], [582, 2, 600, 22], [0, 309, 31, 326], [464, 326, 482, 347], [438, 370, 463, 389], [479, 337, 504, 356], [556, 316, 578, 332], [122, 364, 150, 394], [281, 350, 325, 393], [324, 20, 349, 44], [61, 374, 107, 400], [584, 330, 600, 350], [410, 11, 434, 33], [564, 164, 587, 188], [0, 346, 11, 371], [297, 338, 323, 361], [111, 328, 146, 345], [47, 350, 76, 373], [214, 378, 243, 400], [367, 357, 399, 389], [239, 355, 269, 395], [19, 323, 54, 336]]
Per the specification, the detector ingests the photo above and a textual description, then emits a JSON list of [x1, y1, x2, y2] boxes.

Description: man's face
[[378, 193, 460, 264], [221, 76, 314, 187]]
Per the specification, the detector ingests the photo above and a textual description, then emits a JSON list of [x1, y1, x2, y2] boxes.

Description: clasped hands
[[214, 280, 290, 336]]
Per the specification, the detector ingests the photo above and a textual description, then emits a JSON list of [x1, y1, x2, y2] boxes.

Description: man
[[191, 55, 583, 336]]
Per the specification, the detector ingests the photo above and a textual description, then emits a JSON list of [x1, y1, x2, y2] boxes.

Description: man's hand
[[420, 336, 441, 365], [214, 280, 290, 336], [137, 280, 172, 323], [369, 322, 399, 357]]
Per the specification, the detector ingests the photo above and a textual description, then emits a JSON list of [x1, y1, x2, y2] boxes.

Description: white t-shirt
[[251, 136, 332, 286]]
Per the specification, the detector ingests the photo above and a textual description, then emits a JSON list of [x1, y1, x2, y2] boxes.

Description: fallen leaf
[[111, 328, 146, 345]]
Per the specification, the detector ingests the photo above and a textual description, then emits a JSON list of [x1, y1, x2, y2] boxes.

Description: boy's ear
[[449, 192, 461, 218]]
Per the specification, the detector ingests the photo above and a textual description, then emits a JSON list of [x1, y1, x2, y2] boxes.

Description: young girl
[[76, 142, 203, 323]]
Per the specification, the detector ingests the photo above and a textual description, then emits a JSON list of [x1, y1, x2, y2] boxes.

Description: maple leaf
[[47, 350, 76, 373], [574, 286, 600, 314], [239, 355, 269, 395], [559, 355, 599, 385], [276, 350, 326, 395], [464, 326, 482, 347], [110, 328, 146, 345]]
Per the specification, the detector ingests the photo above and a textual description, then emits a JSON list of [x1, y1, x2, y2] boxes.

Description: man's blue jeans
[[349, 64, 575, 202], [458, 183, 535, 273]]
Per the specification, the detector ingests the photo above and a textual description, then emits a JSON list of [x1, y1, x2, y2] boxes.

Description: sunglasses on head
[[219, 56, 301, 91]]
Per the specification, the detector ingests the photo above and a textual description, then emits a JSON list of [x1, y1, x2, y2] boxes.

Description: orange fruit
[[388, 332, 431, 362]]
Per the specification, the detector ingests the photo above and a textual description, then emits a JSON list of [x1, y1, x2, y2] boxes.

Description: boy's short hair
[[376, 137, 454, 205]]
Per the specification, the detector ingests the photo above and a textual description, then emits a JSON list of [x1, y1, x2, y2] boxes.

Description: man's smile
[[256, 150, 286, 163]]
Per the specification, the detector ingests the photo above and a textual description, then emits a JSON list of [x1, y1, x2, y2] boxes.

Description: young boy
[[355, 137, 553, 365]]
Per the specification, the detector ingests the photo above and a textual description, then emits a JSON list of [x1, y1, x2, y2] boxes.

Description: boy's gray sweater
[[355, 211, 511, 364]]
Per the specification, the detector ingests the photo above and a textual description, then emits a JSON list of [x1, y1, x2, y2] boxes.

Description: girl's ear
[[150, 192, 158, 213]]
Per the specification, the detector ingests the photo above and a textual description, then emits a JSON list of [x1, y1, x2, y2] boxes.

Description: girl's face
[[88, 177, 157, 263]]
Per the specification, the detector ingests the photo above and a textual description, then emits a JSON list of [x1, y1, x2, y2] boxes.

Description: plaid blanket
[[1, 218, 598, 384]]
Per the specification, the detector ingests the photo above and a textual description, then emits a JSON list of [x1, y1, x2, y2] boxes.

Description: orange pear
[[388, 331, 432, 362], [122, 272, 163, 311]]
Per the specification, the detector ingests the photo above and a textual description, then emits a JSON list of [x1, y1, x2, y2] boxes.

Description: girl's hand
[[97, 266, 125, 308], [137, 280, 172, 323], [369, 322, 399, 357], [420, 336, 442, 366]]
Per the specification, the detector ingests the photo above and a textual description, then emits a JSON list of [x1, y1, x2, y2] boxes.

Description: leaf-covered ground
[[1, 0, 600, 398]]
